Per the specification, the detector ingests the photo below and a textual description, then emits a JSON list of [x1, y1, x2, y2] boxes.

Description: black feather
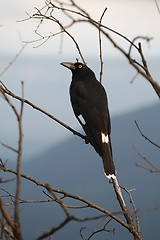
[[61, 62, 116, 177]]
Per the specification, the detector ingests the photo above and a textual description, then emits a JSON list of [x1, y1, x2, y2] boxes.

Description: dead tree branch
[[98, 7, 107, 82], [0, 82, 142, 239], [154, 0, 160, 14], [135, 121, 160, 149], [0, 85, 86, 142], [134, 145, 160, 173], [0, 83, 24, 239], [0, 140, 18, 153], [13, 82, 24, 240], [0, 44, 27, 78], [29, 0, 160, 98], [0, 162, 143, 240]]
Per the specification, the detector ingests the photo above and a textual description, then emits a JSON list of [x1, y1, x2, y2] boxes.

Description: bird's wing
[[70, 80, 111, 156]]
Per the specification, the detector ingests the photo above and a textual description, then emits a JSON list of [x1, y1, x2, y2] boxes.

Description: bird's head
[[61, 62, 94, 79]]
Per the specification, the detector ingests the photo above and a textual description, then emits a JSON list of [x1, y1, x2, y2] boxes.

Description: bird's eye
[[78, 64, 83, 69]]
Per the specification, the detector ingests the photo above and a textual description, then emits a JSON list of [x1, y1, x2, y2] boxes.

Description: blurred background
[[0, 1, 160, 239]]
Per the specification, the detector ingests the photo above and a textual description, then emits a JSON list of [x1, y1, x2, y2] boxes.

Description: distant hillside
[[3, 102, 160, 240]]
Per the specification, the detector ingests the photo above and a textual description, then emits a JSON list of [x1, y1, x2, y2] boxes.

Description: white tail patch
[[101, 132, 109, 144], [105, 173, 116, 180], [78, 114, 86, 125]]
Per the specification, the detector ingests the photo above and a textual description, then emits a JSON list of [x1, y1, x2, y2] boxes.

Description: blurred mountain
[[2, 102, 160, 240]]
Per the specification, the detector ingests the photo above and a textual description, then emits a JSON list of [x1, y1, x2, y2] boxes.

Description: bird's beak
[[60, 62, 75, 70]]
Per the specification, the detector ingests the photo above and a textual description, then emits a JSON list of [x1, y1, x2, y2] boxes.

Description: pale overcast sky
[[0, 0, 160, 57]]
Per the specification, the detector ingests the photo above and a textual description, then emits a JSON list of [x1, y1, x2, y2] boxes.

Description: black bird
[[61, 61, 116, 179]]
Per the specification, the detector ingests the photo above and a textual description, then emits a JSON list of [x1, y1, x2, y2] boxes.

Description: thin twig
[[35, 217, 71, 240], [128, 36, 153, 56], [0, 44, 27, 78], [0, 141, 18, 153], [53, 0, 138, 49], [130, 72, 139, 84], [0, 85, 86, 141], [0, 219, 15, 240], [0, 198, 15, 231], [112, 177, 133, 225], [0, 83, 24, 239], [98, 7, 107, 83], [122, 187, 141, 234], [33, 9, 86, 63], [13, 82, 24, 240], [138, 42, 160, 98], [88, 218, 114, 240], [154, 0, 160, 14], [28, 0, 160, 97], [135, 163, 160, 173], [45, 183, 70, 218], [135, 121, 160, 149], [0, 164, 130, 230], [0, 163, 144, 239], [0, 188, 54, 205], [133, 145, 159, 171]]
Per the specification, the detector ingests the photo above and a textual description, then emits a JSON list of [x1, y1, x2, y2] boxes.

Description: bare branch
[[81, 218, 114, 240], [154, 0, 160, 14], [138, 42, 160, 97], [111, 176, 142, 240], [133, 145, 159, 172], [26, 0, 160, 98], [0, 164, 130, 230], [35, 217, 71, 240], [130, 72, 139, 84], [0, 140, 18, 153], [135, 163, 160, 173], [0, 85, 86, 142], [32, 6, 86, 63], [13, 82, 24, 240], [0, 219, 15, 240], [135, 121, 160, 149], [98, 7, 107, 82], [122, 187, 141, 234], [45, 183, 70, 218], [128, 36, 153, 56], [0, 83, 24, 239], [0, 198, 15, 232], [0, 44, 27, 78]]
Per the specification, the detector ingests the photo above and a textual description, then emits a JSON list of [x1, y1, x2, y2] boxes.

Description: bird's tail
[[102, 142, 116, 178]]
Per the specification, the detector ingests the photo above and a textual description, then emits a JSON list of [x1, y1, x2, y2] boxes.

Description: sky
[[0, 0, 160, 159], [0, 0, 160, 57]]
